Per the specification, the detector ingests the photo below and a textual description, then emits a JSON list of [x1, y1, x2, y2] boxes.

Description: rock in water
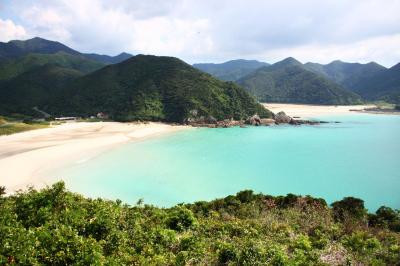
[[274, 111, 292, 123], [246, 114, 261, 126]]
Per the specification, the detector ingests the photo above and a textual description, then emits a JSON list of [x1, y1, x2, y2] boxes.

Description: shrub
[[236, 190, 255, 203], [217, 243, 238, 264], [369, 206, 400, 232], [166, 206, 197, 231], [331, 197, 367, 223]]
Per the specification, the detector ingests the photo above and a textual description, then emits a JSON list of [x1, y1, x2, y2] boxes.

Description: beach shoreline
[[0, 103, 384, 192], [0, 122, 190, 192], [263, 103, 376, 118]]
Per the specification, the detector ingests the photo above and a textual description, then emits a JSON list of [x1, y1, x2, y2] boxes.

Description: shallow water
[[54, 113, 400, 211]]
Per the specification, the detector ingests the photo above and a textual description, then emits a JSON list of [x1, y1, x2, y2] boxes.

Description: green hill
[[351, 63, 400, 103], [193, 59, 269, 81], [238, 58, 362, 105], [0, 52, 105, 81], [0, 65, 82, 116], [0, 55, 271, 121], [0, 37, 132, 64], [84, 52, 133, 64], [0, 182, 398, 265], [54, 55, 271, 122], [0, 37, 80, 60], [304, 60, 387, 92]]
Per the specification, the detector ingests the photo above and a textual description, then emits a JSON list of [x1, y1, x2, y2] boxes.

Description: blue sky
[[0, 0, 399, 66]]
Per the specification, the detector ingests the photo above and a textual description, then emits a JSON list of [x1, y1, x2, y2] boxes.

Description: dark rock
[[274, 111, 292, 123]]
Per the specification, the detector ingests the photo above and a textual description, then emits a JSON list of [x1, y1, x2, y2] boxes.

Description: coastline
[[263, 103, 376, 119], [0, 121, 189, 192]]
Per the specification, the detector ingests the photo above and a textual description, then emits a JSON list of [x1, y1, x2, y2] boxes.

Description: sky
[[0, 0, 399, 67]]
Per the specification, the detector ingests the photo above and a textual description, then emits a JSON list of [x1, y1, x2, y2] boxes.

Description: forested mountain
[[193, 59, 269, 81], [83, 52, 133, 64], [304, 60, 387, 92], [52, 55, 271, 121], [0, 65, 82, 115], [237, 57, 362, 105], [0, 37, 80, 60], [0, 37, 132, 64], [350, 63, 400, 103], [0, 52, 105, 81], [0, 55, 271, 121]]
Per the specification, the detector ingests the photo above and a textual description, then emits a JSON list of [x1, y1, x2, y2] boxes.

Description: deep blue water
[[54, 114, 400, 211]]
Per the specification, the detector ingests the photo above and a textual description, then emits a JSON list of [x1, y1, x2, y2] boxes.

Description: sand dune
[[0, 122, 189, 191]]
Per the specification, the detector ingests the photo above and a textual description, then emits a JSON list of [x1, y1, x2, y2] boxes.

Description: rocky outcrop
[[274, 111, 291, 123], [245, 115, 261, 126], [186, 111, 330, 128], [260, 118, 275, 126]]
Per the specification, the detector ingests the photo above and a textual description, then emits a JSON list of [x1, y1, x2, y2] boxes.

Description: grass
[[0, 121, 49, 136]]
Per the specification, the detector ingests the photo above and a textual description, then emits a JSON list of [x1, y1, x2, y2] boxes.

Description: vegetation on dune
[[0, 118, 50, 135], [0, 182, 399, 265]]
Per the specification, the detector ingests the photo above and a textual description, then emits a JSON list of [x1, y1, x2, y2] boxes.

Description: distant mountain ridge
[[237, 57, 362, 105], [0, 37, 133, 64], [350, 63, 400, 103], [193, 59, 269, 81], [0, 52, 105, 81], [195, 57, 400, 104]]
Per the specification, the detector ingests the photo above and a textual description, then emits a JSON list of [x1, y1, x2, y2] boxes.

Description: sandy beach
[[263, 103, 375, 118], [0, 122, 189, 192]]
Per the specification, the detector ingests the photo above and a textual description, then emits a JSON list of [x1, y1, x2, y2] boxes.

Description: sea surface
[[53, 113, 400, 211]]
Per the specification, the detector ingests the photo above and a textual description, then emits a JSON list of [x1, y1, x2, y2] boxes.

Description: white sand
[[0, 122, 189, 191], [263, 103, 375, 119]]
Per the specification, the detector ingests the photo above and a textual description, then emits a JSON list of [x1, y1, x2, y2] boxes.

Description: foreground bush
[[0, 182, 399, 265]]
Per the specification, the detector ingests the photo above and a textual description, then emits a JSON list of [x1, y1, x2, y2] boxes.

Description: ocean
[[53, 113, 400, 211]]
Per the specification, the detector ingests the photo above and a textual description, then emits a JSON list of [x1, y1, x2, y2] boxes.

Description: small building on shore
[[55, 117, 78, 121]]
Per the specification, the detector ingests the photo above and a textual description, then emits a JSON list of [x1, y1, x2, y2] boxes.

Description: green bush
[[331, 197, 367, 223], [166, 206, 197, 231], [0, 182, 399, 264]]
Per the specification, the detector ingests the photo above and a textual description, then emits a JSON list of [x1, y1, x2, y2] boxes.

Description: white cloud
[[1, 0, 399, 66], [257, 34, 400, 67], [0, 18, 28, 42]]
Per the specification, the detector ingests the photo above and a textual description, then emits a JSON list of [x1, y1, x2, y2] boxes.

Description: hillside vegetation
[[0, 65, 82, 116], [49, 55, 272, 122], [0, 37, 132, 64], [350, 63, 400, 103], [238, 58, 362, 105], [0, 52, 105, 81], [304, 61, 386, 92], [1, 182, 399, 265]]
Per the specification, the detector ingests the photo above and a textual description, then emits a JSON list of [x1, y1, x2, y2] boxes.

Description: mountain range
[[0, 38, 270, 122], [0, 37, 399, 122], [193, 59, 269, 81], [196, 58, 400, 104], [0, 37, 133, 64]]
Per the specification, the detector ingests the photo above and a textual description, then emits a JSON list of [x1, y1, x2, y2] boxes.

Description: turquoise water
[[55, 114, 400, 211]]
